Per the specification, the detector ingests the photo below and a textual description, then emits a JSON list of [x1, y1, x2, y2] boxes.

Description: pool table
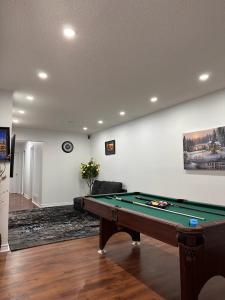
[[83, 192, 225, 300]]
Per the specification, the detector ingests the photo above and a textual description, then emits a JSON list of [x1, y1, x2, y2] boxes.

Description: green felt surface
[[91, 192, 225, 227]]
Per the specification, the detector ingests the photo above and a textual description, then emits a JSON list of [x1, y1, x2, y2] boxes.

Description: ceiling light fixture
[[12, 119, 19, 124], [83, 127, 88, 131], [38, 71, 48, 80], [198, 73, 210, 82], [26, 95, 34, 101], [63, 26, 76, 39], [18, 110, 25, 114], [119, 111, 126, 116], [98, 120, 103, 124], [150, 96, 158, 103]]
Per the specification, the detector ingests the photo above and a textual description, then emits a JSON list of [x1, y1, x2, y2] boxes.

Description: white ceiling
[[0, 0, 225, 134]]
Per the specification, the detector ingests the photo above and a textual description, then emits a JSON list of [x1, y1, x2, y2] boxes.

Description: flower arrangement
[[80, 159, 100, 194]]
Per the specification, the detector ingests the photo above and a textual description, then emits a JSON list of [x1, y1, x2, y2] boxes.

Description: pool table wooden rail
[[83, 195, 225, 300], [84, 196, 178, 246]]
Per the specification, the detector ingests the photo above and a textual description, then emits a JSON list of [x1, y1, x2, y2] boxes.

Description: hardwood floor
[[9, 193, 38, 212], [1, 234, 225, 300]]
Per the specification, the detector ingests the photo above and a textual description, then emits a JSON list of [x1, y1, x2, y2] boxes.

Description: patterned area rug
[[8, 205, 99, 251]]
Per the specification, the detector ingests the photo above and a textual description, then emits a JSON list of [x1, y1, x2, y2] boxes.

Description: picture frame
[[105, 140, 116, 155], [183, 126, 225, 170], [0, 127, 10, 161]]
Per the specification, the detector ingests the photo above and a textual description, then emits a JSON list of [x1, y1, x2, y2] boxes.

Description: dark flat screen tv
[[10, 134, 16, 178], [0, 127, 10, 161]]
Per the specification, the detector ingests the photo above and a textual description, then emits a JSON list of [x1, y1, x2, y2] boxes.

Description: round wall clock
[[62, 141, 74, 153]]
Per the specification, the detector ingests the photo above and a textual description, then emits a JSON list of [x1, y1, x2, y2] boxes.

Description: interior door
[[30, 145, 34, 201], [9, 151, 21, 193]]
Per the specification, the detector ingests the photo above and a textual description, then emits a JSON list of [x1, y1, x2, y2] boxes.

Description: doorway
[[9, 140, 43, 212], [10, 151, 21, 194]]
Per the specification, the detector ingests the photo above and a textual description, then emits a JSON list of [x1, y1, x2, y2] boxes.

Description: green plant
[[80, 159, 100, 194]]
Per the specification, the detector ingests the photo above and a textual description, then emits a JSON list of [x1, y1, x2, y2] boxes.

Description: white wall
[[91, 89, 225, 205], [13, 128, 90, 207], [0, 90, 12, 252]]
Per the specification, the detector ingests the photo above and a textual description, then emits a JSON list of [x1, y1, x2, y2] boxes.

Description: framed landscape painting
[[105, 140, 116, 155], [183, 126, 225, 170], [0, 127, 10, 161]]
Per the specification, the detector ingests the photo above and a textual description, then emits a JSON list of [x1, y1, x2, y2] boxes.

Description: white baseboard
[[40, 202, 73, 208], [23, 193, 31, 200], [0, 243, 10, 252], [32, 199, 41, 208]]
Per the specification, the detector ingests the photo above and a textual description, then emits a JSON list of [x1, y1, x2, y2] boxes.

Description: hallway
[[9, 193, 38, 212]]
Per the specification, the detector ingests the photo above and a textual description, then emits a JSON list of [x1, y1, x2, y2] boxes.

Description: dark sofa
[[74, 180, 127, 211]]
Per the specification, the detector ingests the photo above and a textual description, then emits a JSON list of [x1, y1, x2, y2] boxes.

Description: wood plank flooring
[[1, 234, 225, 299], [9, 193, 38, 212]]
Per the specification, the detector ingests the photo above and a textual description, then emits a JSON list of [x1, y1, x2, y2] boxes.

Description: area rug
[[8, 205, 99, 251]]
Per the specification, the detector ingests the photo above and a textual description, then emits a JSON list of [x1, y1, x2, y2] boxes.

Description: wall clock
[[62, 141, 74, 153]]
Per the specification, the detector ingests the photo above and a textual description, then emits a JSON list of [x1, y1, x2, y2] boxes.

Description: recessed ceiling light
[[198, 73, 210, 82], [150, 96, 158, 103], [83, 127, 88, 131], [12, 119, 19, 124], [18, 110, 25, 114], [98, 120, 103, 124], [119, 111, 126, 116], [37, 71, 48, 80], [63, 26, 76, 39], [26, 95, 34, 101]]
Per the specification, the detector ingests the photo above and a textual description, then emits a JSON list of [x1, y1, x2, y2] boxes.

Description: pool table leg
[[178, 232, 205, 300], [98, 217, 140, 254], [131, 240, 140, 246], [131, 232, 141, 246]]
